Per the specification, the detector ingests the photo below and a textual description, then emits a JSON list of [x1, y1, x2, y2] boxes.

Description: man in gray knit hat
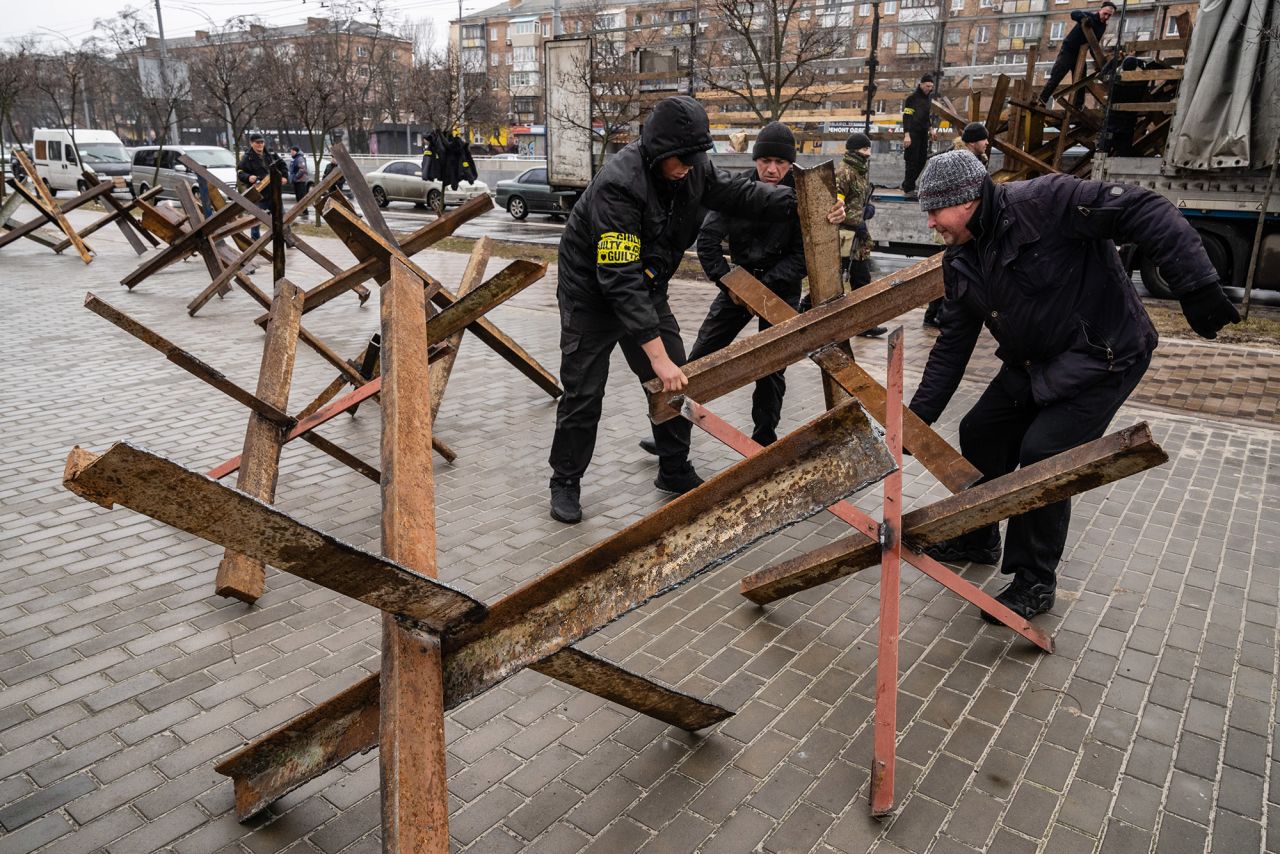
[[908, 150, 1238, 621]]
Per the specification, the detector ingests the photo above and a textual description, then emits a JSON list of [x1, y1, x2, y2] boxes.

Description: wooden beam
[[214, 279, 304, 604], [985, 74, 1011, 135], [936, 100, 1061, 176], [62, 443, 485, 631], [1109, 102, 1179, 114], [1119, 68, 1184, 82], [739, 423, 1168, 603]]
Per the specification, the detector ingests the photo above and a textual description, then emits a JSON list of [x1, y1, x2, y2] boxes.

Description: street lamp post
[[154, 0, 181, 144], [864, 0, 881, 133]]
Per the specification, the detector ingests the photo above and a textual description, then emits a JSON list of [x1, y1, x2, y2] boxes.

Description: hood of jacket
[[641, 96, 714, 167]]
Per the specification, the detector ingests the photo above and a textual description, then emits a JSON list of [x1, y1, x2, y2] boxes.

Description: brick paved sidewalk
[[0, 213, 1276, 854]]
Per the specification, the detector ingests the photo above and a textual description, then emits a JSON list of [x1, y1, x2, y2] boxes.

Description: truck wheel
[[507, 196, 528, 220], [1140, 229, 1232, 300]]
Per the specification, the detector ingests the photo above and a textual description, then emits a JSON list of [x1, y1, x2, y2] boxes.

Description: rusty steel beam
[[298, 433, 380, 483], [10, 149, 93, 262], [646, 254, 944, 423], [680, 400, 1054, 651], [324, 202, 441, 291], [431, 237, 491, 422], [378, 258, 450, 852], [0, 178, 112, 253], [213, 398, 894, 817], [298, 194, 493, 314], [328, 143, 397, 244], [135, 196, 186, 244], [443, 397, 895, 705], [50, 176, 156, 254], [531, 647, 731, 731], [428, 260, 547, 342], [84, 293, 291, 427], [870, 329, 904, 818], [62, 443, 485, 631], [179, 155, 342, 276], [215, 674, 380, 820], [740, 423, 1168, 603], [214, 280, 304, 604], [720, 265, 979, 493], [120, 184, 257, 289], [793, 161, 854, 409]]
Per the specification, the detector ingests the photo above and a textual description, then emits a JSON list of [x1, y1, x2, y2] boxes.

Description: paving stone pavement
[[1, 208, 1277, 854]]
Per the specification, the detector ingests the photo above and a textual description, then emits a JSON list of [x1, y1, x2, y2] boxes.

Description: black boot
[[858, 326, 888, 338], [654, 462, 704, 496], [638, 437, 659, 456], [923, 527, 1002, 565], [549, 479, 582, 524], [981, 577, 1055, 623]]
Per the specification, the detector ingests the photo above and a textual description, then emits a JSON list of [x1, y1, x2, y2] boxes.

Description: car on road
[[494, 167, 564, 220], [363, 159, 490, 211], [130, 145, 237, 200]]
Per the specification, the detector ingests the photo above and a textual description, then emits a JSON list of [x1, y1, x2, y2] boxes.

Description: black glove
[[863, 203, 876, 222], [854, 223, 870, 242], [1179, 285, 1240, 340]]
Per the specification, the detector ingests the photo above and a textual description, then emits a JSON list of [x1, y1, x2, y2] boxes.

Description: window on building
[[883, 0, 897, 12], [543, 22, 550, 35], [856, 31, 869, 49], [979, 0, 992, 7], [882, 30, 894, 47], [1164, 15, 1180, 36], [511, 20, 537, 34], [491, 52, 499, 65], [490, 27, 497, 40], [951, 0, 965, 9], [976, 24, 989, 42], [356, 45, 369, 57], [946, 27, 960, 44], [1050, 20, 1065, 40], [635, 12, 644, 24], [575, 20, 582, 32], [858, 2, 870, 15], [1007, 20, 1040, 39], [510, 71, 539, 87]]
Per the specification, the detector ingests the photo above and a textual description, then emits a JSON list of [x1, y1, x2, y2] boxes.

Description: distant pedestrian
[[237, 134, 292, 246], [288, 146, 309, 200], [901, 73, 937, 199], [1037, 2, 1116, 107]]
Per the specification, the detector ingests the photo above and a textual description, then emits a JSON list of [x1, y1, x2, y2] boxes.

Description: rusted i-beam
[[0, 177, 113, 253], [214, 279, 304, 604], [209, 398, 895, 818], [430, 237, 491, 422], [646, 254, 944, 423], [50, 175, 157, 254], [679, 400, 1054, 652], [719, 265, 979, 493], [871, 329, 904, 818], [740, 423, 1168, 603], [9, 149, 93, 262], [793, 161, 854, 408], [62, 442, 485, 632], [378, 258, 450, 852]]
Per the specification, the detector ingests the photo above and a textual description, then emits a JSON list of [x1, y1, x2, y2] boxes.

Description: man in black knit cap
[[909, 150, 1238, 621], [901, 73, 936, 199]]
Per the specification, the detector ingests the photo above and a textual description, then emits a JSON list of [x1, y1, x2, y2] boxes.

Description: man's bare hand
[[826, 199, 846, 224], [903, 133, 912, 149], [642, 337, 688, 392], [652, 355, 688, 392]]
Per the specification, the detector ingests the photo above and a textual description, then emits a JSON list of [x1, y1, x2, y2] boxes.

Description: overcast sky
[[1, 0, 471, 50]]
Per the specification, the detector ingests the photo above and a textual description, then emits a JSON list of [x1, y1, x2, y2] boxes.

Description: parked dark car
[[494, 167, 563, 220]]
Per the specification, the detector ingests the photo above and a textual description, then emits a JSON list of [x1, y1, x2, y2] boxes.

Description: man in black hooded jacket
[[909, 150, 1238, 621], [1037, 2, 1116, 106], [901, 73, 936, 199], [548, 97, 842, 524]]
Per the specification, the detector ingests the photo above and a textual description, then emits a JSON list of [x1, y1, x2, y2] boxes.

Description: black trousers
[[549, 300, 692, 484], [902, 138, 929, 194], [1039, 50, 1085, 106], [293, 181, 308, 199], [923, 298, 943, 324], [688, 288, 802, 446], [955, 352, 1151, 588]]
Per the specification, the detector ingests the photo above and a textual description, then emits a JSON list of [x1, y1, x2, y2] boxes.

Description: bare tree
[[185, 17, 272, 160], [0, 41, 33, 195], [698, 0, 846, 123], [404, 44, 506, 140], [94, 7, 191, 146]]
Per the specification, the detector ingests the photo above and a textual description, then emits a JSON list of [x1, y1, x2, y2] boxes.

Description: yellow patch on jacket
[[597, 232, 640, 265]]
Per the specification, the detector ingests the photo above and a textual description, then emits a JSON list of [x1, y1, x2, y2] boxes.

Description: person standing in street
[[237, 134, 291, 245], [288, 146, 309, 200], [835, 131, 887, 337], [953, 122, 990, 165], [901, 73, 936, 200], [907, 150, 1238, 621], [548, 97, 844, 524], [1037, 1, 1116, 106], [636, 121, 807, 455]]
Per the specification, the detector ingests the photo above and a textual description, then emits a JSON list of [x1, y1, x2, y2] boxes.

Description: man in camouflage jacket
[[834, 131, 886, 337]]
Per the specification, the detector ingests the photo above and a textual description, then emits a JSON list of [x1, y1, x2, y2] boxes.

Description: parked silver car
[[130, 145, 237, 199], [364, 159, 489, 210]]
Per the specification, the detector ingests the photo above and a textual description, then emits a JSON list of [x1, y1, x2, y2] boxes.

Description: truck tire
[[1139, 228, 1233, 300]]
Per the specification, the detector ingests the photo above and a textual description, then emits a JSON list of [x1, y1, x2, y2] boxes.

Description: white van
[[130, 145, 238, 200], [31, 128, 131, 195]]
